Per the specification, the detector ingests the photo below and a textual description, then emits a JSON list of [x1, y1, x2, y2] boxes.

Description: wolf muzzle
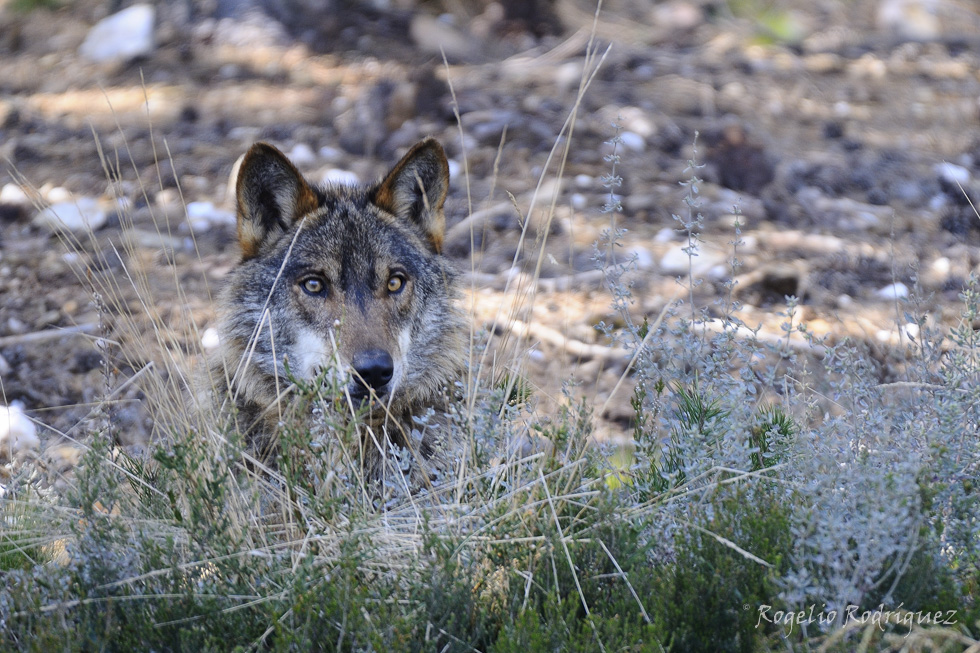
[[350, 348, 394, 398]]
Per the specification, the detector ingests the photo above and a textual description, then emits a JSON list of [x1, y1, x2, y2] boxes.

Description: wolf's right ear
[[371, 138, 450, 253], [234, 143, 319, 260]]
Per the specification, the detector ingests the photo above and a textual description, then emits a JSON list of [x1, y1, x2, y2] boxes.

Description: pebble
[[0, 404, 40, 462], [627, 246, 655, 269], [184, 201, 236, 233], [570, 193, 587, 211], [795, 187, 891, 231], [34, 198, 107, 232], [0, 183, 29, 205], [45, 186, 73, 203], [287, 143, 317, 167], [447, 159, 463, 181], [659, 243, 727, 278], [574, 174, 593, 189], [876, 282, 909, 300], [617, 107, 656, 138], [79, 4, 156, 63], [876, 0, 941, 41], [936, 162, 970, 187], [618, 131, 646, 153], [318, 146, 343, 162]]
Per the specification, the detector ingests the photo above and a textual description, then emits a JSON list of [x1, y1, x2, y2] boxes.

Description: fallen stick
[[0, 323, 100, 348]]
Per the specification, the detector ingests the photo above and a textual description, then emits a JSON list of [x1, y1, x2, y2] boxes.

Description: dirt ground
[[2, 0, 980, 472]]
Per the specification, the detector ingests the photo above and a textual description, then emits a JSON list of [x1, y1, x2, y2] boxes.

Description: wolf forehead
[[283, 194, 433, 266]]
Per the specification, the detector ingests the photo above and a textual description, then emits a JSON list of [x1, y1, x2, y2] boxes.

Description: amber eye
[[300, 276, 327, 296], [387, 273, 405, 294]]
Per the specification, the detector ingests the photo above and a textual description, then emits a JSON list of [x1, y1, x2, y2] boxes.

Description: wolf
[[209, 137, 466, 486]]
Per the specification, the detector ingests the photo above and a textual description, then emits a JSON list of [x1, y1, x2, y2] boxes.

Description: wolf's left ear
[[371, 138, 450, 253], [235, 143, 320, 260]]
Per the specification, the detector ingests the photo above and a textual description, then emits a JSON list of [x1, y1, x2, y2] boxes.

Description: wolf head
[[216, 138, 464, 427]]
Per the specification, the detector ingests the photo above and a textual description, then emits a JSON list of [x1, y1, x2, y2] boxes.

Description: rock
[[79, 4, 156, 63], [659, 243, 727, 278], [287, 143, 317, 167], [876, 0, 940, 41], [618, 107, 656, 138], [618, 131, 646, 153], [184, 201, 236, 234], [318, 146, 343, 162], [409, 13, 476, 62], [936, 162, 970, 187], [876, 282, 909, 300], [0, 183, 29, 205], [0, 404, 40, 462], [627, 246, 655, 269], [795, 187, 892, 231], [447, 159, 462, 181], [34, 198, 107, 233]]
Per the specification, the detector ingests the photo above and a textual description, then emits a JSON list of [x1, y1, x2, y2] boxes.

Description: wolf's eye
[[387, 273, 406, 294], [300, 276, 327, 296]]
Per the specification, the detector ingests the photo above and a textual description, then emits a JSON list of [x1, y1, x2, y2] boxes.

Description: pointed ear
[[371, 138, 450, 253], [235, 143, 319, 260]]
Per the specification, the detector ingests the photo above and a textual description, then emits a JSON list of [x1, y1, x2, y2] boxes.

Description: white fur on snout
[[293, 328, 344, 383], [390, 326, 413, 393]]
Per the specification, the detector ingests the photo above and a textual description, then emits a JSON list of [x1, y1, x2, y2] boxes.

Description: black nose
[[352, 349, 394, 392]]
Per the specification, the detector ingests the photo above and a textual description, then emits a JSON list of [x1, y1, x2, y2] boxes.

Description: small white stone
[[928, 193, 948, 212], [659, 244, 726, 277], [46, 187, 72, 203], [618, 131, 646, 153], [931, 257, 951, 277], [628, 246, 654, 269], [654, 227, 676, 243], [201, 327, 221, 350], [618, 107, 656, 138], [0, 404, 40, 462], [876, 282, 909, 300], [903, 322, 920, 340], [287, 143, 317, 167], [186, 200, 216, 219], [0, 183, 28, 205], [936, 162, 970, 187], [318, 146, 343, 161], [184, 201, 236, 233], [570, 193, 587, 210], [574, 174, 593, 189], [79, 4, 156, 63], [34, 198, 107, 232], [447, 159, 462, 181], [321, 169, 359, 186]]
